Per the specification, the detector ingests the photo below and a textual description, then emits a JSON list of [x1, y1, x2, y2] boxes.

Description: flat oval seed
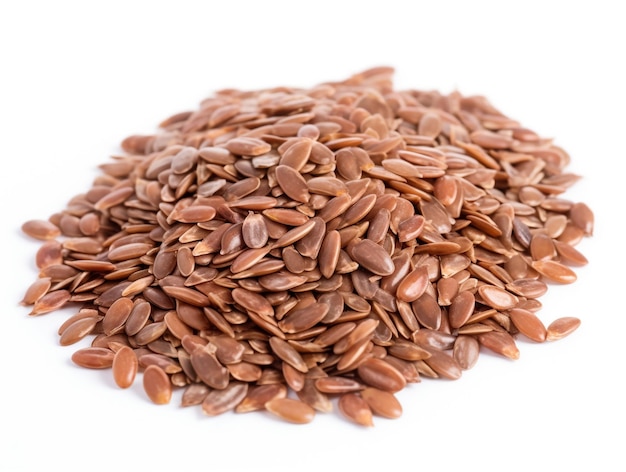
[[71, 347, 115, 369], [509, 308, 547, 342], [546, 317, 581, 341], [357, 358, 406, 392], [396, 266, 429, 302], [112, 346, 138, 388], [143, 365, 172, 404], [361, 387, 402, 419], [202, 382, 249, 416], [22, 219, 61, 240], [351, 239, 395, 276], [477, 285, 519, 310], [59, 317, 99, 346], [448, 291, 476, 329], [102, 297, 134, 335], [265, 398, 315, 424], [338, 393, 374, 427]]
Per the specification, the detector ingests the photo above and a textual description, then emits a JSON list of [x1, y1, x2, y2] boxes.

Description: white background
[[1, 1, 624, 471]]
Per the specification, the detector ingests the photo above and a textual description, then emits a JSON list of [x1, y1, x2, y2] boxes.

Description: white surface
[[1, 1, 624, 471]]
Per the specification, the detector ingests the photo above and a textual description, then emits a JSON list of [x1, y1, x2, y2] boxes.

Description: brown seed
[[235, 384, 288, 413], [242, 213, 269, 249], [176, 247, 195, 277], [509, 308, 547, 342], [357, 358, 406, 392], [112, 346, 138, 389], [21, 277, 52, 305], [191, 347, 229, 390], [546, 317, 581, 341], [102, 297, 134, 336], [143, 365, 172, 405], [338, 393, 374, 427], [318, 230, 341, 279], [181, 383, 210, 407], [396, 265, 429, 302], [477, 331, 520, 360], [22, 219, 61, 240], [351, 239, 395, 276], [71, 347, 115, 369], [360, 387, 402, 419], [265, 398, 315, 424], [448, 290, 475, 329], [531, 260, 577, 284], [30, 289, 71, 316], [453, 335, 480, 370], [59, 316, 99, 346], [275, 165, 310, 203], [202, 382, 249, 416], [477, 285, 519, 310]]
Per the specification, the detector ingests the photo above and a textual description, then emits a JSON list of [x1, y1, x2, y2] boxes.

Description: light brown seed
[[546, 317, 581, 341], [453, 335, 480, 370], [448, 290, 475, 329], [338, 393, 374, 427], [318, 230, 341, 279], [202, 382, 249, 416], [22, 219, 61, 240], [21, 277, 52, 305], [143, 365, 172, 404], [396, 265, 430, 302], [59, 316, 99, 346], [235, 384, 288, 413], [191, 347, 229, 390], [275, 165, 311, 203], [242, 213, 269, 249], [509, 308, 547, 342], [71, 347, 115, 369], [357, 358, 406, 392], [265, 398, 315, 424], [531, 260, 577, 284], [269, 336, 308, 373], [477, 285, 519, 310], [30, 289, 71, 316], [477, 331, 520, 360], [361, 387, 402, 419], [102, 297, 134, 336], [351, 239, 395, 276], [112, 346, 138, 388]]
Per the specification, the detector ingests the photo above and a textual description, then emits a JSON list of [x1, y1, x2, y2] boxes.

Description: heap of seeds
[[21, 68, 593, 426]]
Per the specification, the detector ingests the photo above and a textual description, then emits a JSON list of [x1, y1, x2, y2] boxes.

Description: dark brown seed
[[143, 365, 172, 404], [275, 165, 310, 203]]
